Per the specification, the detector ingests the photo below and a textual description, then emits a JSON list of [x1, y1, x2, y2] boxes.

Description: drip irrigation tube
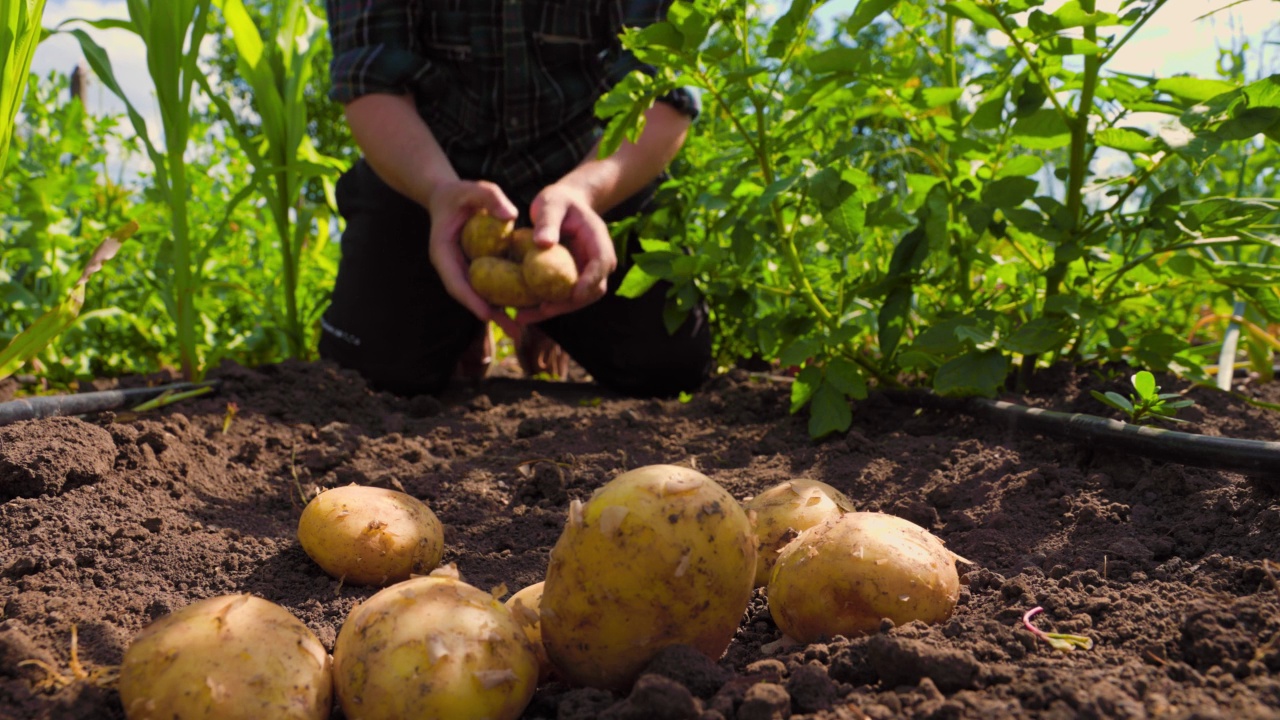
[[0, 381, 220, 426], [963, 398, 1280, 475]]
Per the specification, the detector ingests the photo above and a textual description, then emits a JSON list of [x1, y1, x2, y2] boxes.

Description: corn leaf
[[0, 0, 48, 174]]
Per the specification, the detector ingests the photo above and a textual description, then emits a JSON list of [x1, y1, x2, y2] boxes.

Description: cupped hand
[[514, 183, 617, 325], [425, 179, 522, 337]]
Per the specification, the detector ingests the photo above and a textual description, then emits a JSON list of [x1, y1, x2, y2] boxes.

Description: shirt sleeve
[[325, 0, 431, 104], [607, 0, 702, 120]]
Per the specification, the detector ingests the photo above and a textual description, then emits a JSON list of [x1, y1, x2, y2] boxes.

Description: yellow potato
[[461, 210, 514, 260], [507, 227, 537, 261], [297, 484, 444, 586], [118, 594, 332, 720], [504, 581, 552, 682], [470, 256, 540, 308], [522, 244, 578, 303], [332, 575, 539, 720], [541, 464, 757, 691], [744, 479, 855, 587], [767, 512, 962, 643]]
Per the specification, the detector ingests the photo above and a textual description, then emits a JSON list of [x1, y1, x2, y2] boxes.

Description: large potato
[[470, 256, 540, 308], [541, 464, 757, 691], [504, 581, 552, 682], [118, 594, 332, 720], [507, 227, 537, 260], [522, 244, 578, 303], [767, 512, 962, 643], [745, 479, 855, 587], [297, 484, 444, 586], [461, 210, 513, 260], [332, 575, 539, 720]]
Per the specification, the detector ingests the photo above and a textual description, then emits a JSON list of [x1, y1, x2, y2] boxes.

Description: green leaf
[[766, 0, 814, 58], [616, 264, 660, 299], [790, 366, 822, 414], [847, 0, 899, 34], [806, 46, 868, 75], [939, 0, 1001, 31], [1156, 76, 1239, 103], [825, 359, 868, 400], [1012, 108, 1072, 149], [879, 285, 913, 360], [780, 338, 821, 368], [808, 380, 853, 439], [934, 350, 1009, 397], [1094, 127, 1157, 153], [1131, 370, 1157, 399], [982, 176, 1038, 209], [995, 155, 1044, 178], [1001, 318, 1071, 355], [920, 87, 964, 108], [667, 1, 710, 51], [1039, 37, 1102, 55]]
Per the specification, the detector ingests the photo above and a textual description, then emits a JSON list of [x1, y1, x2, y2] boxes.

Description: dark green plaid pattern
[[326, 0, 698, 205]]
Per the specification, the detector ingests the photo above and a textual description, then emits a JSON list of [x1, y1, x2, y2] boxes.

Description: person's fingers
[[530, 192, 567, 247], [471, 180, 519, 221]]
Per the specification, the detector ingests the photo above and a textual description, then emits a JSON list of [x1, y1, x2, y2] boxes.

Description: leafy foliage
[[1090, 370, 1195, 425]]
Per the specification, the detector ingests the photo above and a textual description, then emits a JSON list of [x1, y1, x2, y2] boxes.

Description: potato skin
[[297, 485, 444, 586], [541, 464, 757, 691], [470, 256, 540, 308], [767, 512, 961, 643], [507, 227, 537, 261], [522, 244, 578, 303], [504, 581, 552, 682], [332, 576, 539, 720], [745, 479, 855, 587], [118, 594, 332, 720], [461, 210, 514, 260]]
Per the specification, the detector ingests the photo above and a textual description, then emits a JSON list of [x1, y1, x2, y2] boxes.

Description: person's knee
[[319, 333, 451, 397]]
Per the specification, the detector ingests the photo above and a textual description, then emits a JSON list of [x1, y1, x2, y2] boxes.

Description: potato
[[332, 575, 539, 720], [767, 511, 962, 643], [507, 227, 537, 260], [541, 464, 757, 691], [118, 594, 332, 720], [469, 256, 540, 308], [461, 210, 514, 260], [745, 479, 855, 587], [504, 581, 552, 682], [297, 484, 444, 586], [522, 244, 578, 303]]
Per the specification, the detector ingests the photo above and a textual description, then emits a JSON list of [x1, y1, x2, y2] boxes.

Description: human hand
[[515, 183, 617, 324], [425, 180, 522, 337]]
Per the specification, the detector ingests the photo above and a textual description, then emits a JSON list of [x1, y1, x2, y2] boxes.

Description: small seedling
[[1022, 606, 1093, 652], [221, 401, 239, 434], [1090, 370, 1195, 425]]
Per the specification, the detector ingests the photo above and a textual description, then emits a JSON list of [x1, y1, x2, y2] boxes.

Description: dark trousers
[[318, 159, 713, 397]]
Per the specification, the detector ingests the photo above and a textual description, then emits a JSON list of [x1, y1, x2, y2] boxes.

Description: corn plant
[[202, 0, 343, 359], [60, 0, 216, 380], [0, 0, 46, 175]]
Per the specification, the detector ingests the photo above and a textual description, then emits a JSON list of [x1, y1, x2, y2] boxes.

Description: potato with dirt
[[767, 511, 964, 643], [744, 479, 855, 587], [296, 484, 444, 586], [461, 209, 514, 260], [541, 464, 757, 691], [522, 243, 578, 303], [505, 580, 552, 682], [117, 594, 332, 720], [469, 256, 540, 308], [332, 574, 539, 720]]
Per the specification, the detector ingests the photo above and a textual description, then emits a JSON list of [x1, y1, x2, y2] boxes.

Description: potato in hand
[[470, 256, 540, 308], [462, 213, 581, 308], [462, 210, 515, 260], [522, 244, 577, 304]]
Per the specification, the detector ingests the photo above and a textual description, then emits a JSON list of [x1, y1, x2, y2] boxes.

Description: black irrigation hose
[[880, 387, 1280, 474], [0, 381, 220, 426]]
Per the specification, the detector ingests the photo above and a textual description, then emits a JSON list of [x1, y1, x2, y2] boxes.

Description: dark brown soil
[[1, 359, 1279, 720]]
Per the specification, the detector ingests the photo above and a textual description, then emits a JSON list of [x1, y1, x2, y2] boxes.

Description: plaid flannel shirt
[[326, 0, 699, 205]]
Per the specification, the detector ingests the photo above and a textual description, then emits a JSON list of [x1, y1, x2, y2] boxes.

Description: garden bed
[[1, 360, 1278, 719]]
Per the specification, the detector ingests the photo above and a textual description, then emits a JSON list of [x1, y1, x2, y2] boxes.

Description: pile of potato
[[463, 210, 579, 308], [116, 465, 968, 719]]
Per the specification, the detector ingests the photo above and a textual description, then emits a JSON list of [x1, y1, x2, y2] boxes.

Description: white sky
[[26, 0, 1280, 133]]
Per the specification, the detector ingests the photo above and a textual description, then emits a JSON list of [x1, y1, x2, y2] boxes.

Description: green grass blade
[[0, 0, 49, 174]]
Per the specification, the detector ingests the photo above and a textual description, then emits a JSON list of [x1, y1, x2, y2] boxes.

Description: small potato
[[504, 581, 552, 682], [745, 479, 855, 587], [522, 244, 578, 303], [767, 512, 962, 643], [461, 210, 514, 260], [542, 464, 757, 691], [470, 256, 540, 308], [332, 575, 539, 720], [297, 484, 444, 586], [507, 227, 537, 261], [118, 594, 332, 720]]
